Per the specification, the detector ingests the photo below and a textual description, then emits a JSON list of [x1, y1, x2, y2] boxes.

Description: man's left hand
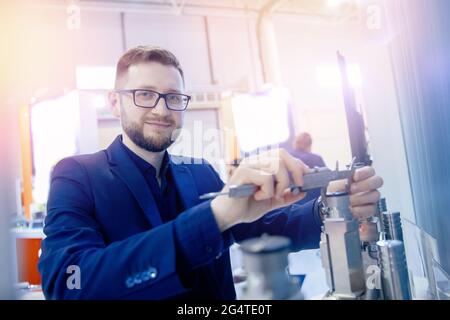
[[327, 166, 384, 219]]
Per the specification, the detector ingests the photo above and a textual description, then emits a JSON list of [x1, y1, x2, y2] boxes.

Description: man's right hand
[[210, 149, 311, 232]]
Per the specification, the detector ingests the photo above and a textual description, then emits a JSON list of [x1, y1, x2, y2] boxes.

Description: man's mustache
[[142, 116, 175, 125]]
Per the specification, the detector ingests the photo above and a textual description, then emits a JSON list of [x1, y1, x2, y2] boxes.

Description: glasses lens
[[135, 90, 158, 107], [166, 94, 189, 110]]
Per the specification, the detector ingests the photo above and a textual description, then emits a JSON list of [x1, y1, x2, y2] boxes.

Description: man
[[290, 132, 327, 203], [38, 46, 383, 299], [291, 132, 326, 168]]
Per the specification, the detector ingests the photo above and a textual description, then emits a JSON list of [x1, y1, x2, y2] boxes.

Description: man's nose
[[151, 97, 170, 116]]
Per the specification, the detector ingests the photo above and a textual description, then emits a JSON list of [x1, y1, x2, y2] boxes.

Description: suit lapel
[[107, 136, 163, 227], [169, 156, 200, 210]]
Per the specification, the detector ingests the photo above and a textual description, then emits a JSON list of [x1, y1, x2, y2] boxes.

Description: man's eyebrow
[[166, 89, 183, 94], [138, 85, 182, 93], [137, 85, 158, 90]]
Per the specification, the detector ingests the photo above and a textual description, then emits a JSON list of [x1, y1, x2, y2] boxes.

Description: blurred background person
[[290, 132, 326, 202], [291, 132, 326, 169]]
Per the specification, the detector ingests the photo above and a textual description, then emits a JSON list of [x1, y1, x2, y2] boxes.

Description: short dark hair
[[114, 45, 184, 88]]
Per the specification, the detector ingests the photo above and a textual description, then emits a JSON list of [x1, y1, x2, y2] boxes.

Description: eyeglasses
[[116, 89, 191, 111]]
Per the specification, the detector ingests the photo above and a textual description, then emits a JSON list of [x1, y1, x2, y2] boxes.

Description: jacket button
[[141, 270, 151, 282], [125, 277, 134, 288], [205, 245, 213, 253], [148, 267, 158, 279], [134, 273, 142, 284], [215, 252, 222, 259]]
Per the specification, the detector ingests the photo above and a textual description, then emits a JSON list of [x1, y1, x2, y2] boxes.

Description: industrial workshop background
[[0, 0, 449, 299]]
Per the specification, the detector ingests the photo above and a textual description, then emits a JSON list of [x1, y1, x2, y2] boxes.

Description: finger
[[272, 159, 290, 199], [244, 156, 278, 174], [239, 167, 275, 201], [350, 204, 378, 219], [240, 149, 310, 194], [281, 188, 306, 205], [349, 190, 381, 206], [247, 157, 290, 199], [276, 149, 310, 187], [241, 153, 275, 169], [353, 166, 375, 182], [350, 175, 384, 194]]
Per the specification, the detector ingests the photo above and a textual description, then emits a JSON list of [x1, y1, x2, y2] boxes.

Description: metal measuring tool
[[199, 158, 358, 200]]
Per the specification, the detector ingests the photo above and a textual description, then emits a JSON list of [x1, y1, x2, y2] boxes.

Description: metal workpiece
[[361, 242, 379, 268], [240, 235, 302, 300], [360, 219, 381, 298], [361, 241, 382, 300], [321, 192, 354, 220], [320, 218, 366, 299], [320, 193, 366, 299], [318, 189, 411, 300], [359, 217, 380, 243], [319, 232, 334, 295], [382, 211, 404, 241], [362, 253, 382, 300], [377, 239, 411, 300]]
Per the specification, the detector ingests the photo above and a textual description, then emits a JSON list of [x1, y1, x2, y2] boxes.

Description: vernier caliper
[[199, 159, 357, 200]]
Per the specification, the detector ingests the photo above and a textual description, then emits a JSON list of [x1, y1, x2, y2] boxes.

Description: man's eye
[[137, 91, 156, 99], [167, 95, 182, 103]]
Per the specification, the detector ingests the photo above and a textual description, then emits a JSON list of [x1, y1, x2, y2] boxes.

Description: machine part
[[378, 198, 387, 214], [382, 211, 404, 241], [240, 235, 301, 300], [320, 192, 366, 299], [359, 217, 379, 243], [322, 192, 354, 220], [361, 245, 382, 300], [361, 242, 379, 269], [359, 215, 380, 274], [377, 239, 411, 300], [337, 52, 372, 166]]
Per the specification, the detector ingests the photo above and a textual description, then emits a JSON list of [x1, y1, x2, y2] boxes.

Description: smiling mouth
[[144, 121, 172, 128]]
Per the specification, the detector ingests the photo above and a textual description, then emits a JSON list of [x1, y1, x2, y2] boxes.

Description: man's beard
[[122, 113, 178, 152]]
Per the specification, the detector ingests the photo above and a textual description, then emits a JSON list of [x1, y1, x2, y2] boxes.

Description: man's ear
[[108, 91, 121, 118]]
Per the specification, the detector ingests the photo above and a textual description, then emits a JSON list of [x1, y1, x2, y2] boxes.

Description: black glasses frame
[[116, 89, 191, 111]]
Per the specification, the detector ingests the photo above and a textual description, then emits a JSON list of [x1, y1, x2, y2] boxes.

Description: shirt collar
[[119, 136, 171, 179]]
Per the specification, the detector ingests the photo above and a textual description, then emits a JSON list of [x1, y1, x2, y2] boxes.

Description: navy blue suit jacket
[[38, 136, 322, 300]]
